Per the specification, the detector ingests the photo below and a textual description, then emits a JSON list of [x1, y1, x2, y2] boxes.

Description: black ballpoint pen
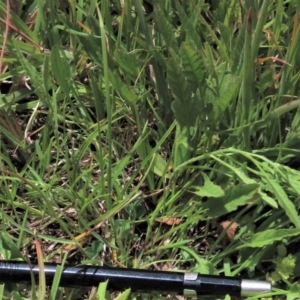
[[0, 261, 271, 297]]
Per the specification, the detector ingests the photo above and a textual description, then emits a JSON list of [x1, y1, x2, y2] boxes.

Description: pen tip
[[241, 279, 272, 297]]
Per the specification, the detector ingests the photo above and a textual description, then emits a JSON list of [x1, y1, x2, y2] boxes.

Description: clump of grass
[[0, 0, 299, 299]]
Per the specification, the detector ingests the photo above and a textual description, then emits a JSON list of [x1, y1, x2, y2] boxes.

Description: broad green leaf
[[97, 281, 109, 299], [219, 73, 238, 98], [0, 285, 4, 300], [114, 49, 140, 77], [109, 70, 138, 103], [212, 78, 240, 122], [76, 34, 104, 67], [191, 174, 224, 198], [50, 44, 72, 95], [203, 183, 259, 218], [115, 289, 131, 300], [241, 229, 300, 248], [180, 42, 204, 89], [193, 258, 218, 275], [152, 153, 171, 178], [0, 232, 23, 259]]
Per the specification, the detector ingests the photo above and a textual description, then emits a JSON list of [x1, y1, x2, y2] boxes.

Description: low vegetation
[[0, 0, 299, 299]]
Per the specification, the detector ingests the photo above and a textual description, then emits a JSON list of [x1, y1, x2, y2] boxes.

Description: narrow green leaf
[[241, 229, 300, 248], [42, 55, 52, 92], [11, 40, 49, 103], [258, 189, 278, 208], [266, 177, 300, 228], [232, 22, 246, 74], [0, 1, 39, 42], [180, 246, 218, 275], [50, 253, 68, 300]]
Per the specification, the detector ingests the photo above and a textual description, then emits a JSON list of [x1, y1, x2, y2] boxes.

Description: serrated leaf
[[154, 3, 175, 49], [212, 78, 240, 122], [191, 174, 224, 198], [181, 42, 204, 89], [274, 254, 296, 280], [172, 97, 197, 127], [217, 22, 232, 51], [241, 229, 300, 248], [203, 183, 259, 218], [167, 58, 191, 102], [175, 2, 202, 50]]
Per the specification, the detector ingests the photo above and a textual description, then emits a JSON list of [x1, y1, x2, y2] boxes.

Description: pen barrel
[[0, 261, 270, 297], [184, 273, 241, 296], [0, 262, 185, 294]]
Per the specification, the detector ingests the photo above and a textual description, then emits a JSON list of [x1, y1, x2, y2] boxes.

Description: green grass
[[0, 0, 300, 299]]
